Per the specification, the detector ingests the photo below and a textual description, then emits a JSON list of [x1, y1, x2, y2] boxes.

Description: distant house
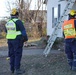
[[44, 0, 76, 37]]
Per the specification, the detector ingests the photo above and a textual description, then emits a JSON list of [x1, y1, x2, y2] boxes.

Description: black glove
[[22, 35, 28, 42]]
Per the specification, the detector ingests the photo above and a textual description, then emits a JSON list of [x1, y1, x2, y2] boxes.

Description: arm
[[16, 20, 28, 41], [74, 20, 76, 30], [63, 32, 65, 38]]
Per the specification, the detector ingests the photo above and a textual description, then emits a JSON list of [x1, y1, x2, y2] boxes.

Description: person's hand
[[22, 35, 28, 42]]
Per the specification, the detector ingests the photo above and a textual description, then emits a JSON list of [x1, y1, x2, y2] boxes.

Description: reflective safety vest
[[62, 19, 76, 39], [5, 19, 21, 39]]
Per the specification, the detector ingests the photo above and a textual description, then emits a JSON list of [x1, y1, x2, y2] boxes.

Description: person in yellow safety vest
[[5, 8, 28, 75], [62, 10, 76, 71]]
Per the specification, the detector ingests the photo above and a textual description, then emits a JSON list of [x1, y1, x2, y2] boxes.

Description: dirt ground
[[0, 38, 76, 75], [1, 53, 76, 75]]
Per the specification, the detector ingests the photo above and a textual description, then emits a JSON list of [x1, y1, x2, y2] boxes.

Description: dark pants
[[65, 40, 76, 69], [7, 39, 23, 71]]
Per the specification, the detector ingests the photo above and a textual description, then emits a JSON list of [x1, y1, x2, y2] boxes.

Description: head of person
[[68, 10, 76, 19], [10, 8, 19, 17]]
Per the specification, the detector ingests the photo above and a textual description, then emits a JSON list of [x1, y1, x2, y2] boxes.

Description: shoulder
[[15, 19, 23, 24], [74, 19, 76, 21], [74, 19, 76, 23], [63, 20, 68, 24], [16, 19, 21, 21]]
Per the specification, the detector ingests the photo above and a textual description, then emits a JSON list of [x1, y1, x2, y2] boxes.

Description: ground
[[0, 38, 76, 75], [1, 53, 76, 75]]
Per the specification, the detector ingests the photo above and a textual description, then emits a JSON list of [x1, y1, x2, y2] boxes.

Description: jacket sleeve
[[74, 20, 76, 30], [16, 20, 28, 41], [63, 32, 65, 38], [62, 23, 65, 38]]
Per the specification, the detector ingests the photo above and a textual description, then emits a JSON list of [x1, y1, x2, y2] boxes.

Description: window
[[52, 7, 58, 28], [58, 4, 61, 20], [52, 4, 61, 28], [52, 7, 54, 28]]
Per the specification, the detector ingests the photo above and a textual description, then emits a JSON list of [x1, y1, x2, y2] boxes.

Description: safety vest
[[62, 19, 76, 39], [5, 19, 21, 39]]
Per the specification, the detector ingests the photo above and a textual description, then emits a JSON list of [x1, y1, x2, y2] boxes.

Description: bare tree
[[5, 0, 47, 38]]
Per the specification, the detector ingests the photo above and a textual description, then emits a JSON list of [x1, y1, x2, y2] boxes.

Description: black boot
[[10, 69, 14, 74], [11, 70, 14, 73], [71, 66, 76, 71], [14, 69, 25, 75]]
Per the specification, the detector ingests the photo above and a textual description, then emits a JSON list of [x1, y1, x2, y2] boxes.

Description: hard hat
[[69, 10, 76, 16], [11, 8, 18, 15]]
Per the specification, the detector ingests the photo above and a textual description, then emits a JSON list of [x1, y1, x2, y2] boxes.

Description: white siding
[[47, 0, 68, 36]]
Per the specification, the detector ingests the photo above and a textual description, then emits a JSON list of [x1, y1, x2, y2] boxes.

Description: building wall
[[47, 0, 69, 37]]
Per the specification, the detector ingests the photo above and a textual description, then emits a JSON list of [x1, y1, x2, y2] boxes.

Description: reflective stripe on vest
[[5, 19, 21, 39], [62, 19, 76, 39]]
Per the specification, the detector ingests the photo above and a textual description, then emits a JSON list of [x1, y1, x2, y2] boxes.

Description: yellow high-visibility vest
[[5, 19, 21, 39]]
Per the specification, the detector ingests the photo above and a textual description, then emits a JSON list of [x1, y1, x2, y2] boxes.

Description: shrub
[[0, 32, 6, 39]]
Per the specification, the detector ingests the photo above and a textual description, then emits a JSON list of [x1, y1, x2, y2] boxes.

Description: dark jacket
[[5, 16, 28, 42]]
